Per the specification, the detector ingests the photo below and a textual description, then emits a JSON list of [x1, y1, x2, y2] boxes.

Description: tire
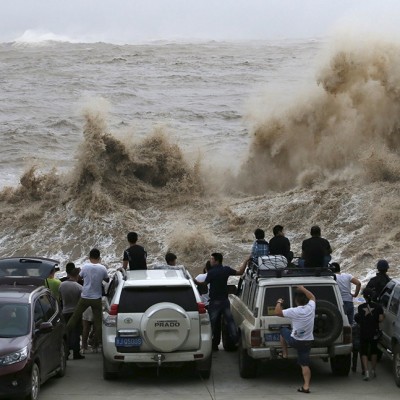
[[196, 355, 212, 380], [313, 300, 343, 347], [221, 316, 238, 352], [56, 340, 67, 378], [26, 363, 40, 400], [141, 303, 191, 352], [238, 341, 257, 379], [393, 343, 400, 387], [103, 355, 120, 380], [330, 354, 351, 376]]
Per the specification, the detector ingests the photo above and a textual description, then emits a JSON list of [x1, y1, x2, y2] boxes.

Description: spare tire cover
[[141, 302, 191, 352], [313, 300, 343, 347]]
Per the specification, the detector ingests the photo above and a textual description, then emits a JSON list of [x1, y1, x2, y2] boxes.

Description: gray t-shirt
[[59, 280, 82, 314], [79, 262, 108, 299]]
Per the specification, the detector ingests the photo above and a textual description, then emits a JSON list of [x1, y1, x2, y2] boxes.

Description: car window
[[107, 275, 118, 302], [119, 286, 198, 313], [34, 300, 45, 326], [388, 285, 400, 316], [0, 303, 30, 337], [294, 285, 337, 306], [39, 294, 56, 321], [262, 287, 290, 316], [241, 278, 253, 306], [248, 282, 258, 312]]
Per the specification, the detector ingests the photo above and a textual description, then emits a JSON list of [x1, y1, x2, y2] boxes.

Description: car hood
[[0, 335, 30, 356]]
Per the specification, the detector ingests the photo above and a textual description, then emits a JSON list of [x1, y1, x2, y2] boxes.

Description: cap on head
[[376, 259, 389, 272]]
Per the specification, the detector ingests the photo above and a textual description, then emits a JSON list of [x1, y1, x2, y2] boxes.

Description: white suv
[[229, 265, 353, 378], [102, 266, 212, 380]]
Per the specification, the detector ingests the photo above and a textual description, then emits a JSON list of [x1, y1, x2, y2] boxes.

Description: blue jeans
[[208, 299, 238, 347], [343, 301, 355, 325]]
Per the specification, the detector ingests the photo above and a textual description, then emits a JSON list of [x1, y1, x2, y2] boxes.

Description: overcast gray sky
[[1, 0, 400, 43]]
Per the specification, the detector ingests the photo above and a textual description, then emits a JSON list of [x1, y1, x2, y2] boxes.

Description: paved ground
[[40, 348, 399, 400]]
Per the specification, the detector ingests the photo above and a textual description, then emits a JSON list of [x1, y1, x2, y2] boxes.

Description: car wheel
[[103, 354, 120, 380], [56, 340, 67, 378], [196, 355, 212, 380], [238, 341, 257, 378], [313, 300, 343, 347], [393, 343, 400, 387], [26, 363, 40, 400], [330, 354, 351, 376], [221, 316, 238, 352]]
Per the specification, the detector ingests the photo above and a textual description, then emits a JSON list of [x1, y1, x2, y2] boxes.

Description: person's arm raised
[[296, 285, 315, 302]]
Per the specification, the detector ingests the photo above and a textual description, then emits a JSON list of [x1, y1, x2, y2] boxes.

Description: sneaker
[[73, 354, 85, 360], [212, 344, 219, 352], [363, 371, 370, 381], [371, 369, 376, 378]]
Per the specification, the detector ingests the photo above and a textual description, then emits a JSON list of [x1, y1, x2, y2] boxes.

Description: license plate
[[264, 333, 281, 342], [115, 336, 142, 347]]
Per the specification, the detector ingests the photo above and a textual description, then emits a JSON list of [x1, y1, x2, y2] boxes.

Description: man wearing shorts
[[275, 285, 316, 393]]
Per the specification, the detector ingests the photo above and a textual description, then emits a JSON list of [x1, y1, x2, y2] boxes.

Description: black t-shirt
[[123, 244, 147, 270], [205, 265, 237, 301], [302, 236, 331, 268], [357, 301, 383, 340], [269, 236, 291, 260], [366, 273, 391, 301]]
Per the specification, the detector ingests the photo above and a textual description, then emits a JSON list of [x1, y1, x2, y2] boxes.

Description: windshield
[[0, 303, 30, 338]]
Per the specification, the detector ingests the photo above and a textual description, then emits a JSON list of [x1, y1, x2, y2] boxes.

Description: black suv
[[0, 257, 68, 400]]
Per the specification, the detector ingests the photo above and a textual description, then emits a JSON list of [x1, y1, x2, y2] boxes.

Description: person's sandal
[[297, 387, 310, 393]]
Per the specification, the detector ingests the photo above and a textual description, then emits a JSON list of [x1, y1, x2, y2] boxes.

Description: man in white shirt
[[66, 248, 109, 347], [331, 262, 361, 324], [275, 285, 316, 394]]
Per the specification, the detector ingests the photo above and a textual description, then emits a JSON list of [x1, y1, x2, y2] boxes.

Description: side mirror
[[38, 321, 53, 334]]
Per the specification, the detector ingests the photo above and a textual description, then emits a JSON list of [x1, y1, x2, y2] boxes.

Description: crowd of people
[[48, 228, 391, 392]]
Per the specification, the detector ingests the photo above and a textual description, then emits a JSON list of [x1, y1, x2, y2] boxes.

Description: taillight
[[109, 304, 119, 315], [251, 330, 262, 347], [342, 325, 352, 344], [197, 302, 207, 314]]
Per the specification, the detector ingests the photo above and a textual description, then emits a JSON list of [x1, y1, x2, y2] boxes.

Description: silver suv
[[102, 266, 212, 380], [229, 266, 353, 378], [378, 278, 400, 387]]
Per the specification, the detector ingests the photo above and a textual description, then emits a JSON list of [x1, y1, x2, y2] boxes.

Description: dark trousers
[[208, 299, 238, 346], [67, 297, 103, 345], [63, 312, 82, 355]]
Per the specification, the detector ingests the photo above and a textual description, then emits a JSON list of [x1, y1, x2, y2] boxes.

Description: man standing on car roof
[[275, 285, 316, 394], [122, 232, 147, 270], [195, 253, 247, 351]]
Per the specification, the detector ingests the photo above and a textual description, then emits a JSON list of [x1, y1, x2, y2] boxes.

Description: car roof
[[0, 285, 45, 303], [123, 268, 192, 288], [0, 257, 59, 279]]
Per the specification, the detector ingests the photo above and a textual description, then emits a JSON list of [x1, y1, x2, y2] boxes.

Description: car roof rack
[[246, 262, 336, 279]]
